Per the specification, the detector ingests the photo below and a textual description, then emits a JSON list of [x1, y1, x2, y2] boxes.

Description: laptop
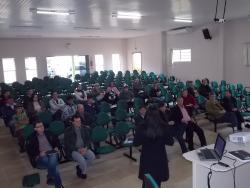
[[197, 134, 226, 161]]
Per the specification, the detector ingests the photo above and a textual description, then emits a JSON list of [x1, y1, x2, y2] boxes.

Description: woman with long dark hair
[[134, 105, 174, 188]]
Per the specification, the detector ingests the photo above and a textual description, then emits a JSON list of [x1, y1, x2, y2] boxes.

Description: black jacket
[[169, 106, 185, 124], [64, 125, 91, 160], [222, 96, 237, 112], [198, 84, 211, 99], [26, 131, 60, 168], [134, 114, 145, 129], [134, 125, 174, 182]]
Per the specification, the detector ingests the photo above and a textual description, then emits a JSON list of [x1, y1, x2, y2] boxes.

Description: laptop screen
[[214, 134, 226, 159]]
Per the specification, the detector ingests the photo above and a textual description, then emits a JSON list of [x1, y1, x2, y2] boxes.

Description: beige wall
[[0, 38, 127, 83]]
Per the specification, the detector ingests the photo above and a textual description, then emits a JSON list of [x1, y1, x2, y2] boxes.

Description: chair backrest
[[96, 112, 110, 126], [38, 111, 53, 127], [114, 121, 130, 136], [100, 102, 111, 113], [144, 174, 159, 188], [23, 124, 34, 140], [91, 126, 108, 142], [115, 109, 127, 121], [48, 121, 65, 136]]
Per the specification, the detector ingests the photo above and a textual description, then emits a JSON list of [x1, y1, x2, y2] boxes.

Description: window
[[25, 57, 37, 81], [47, 56, 73, 79], [172, 49, 191, 64], [132, 52, 142, 71], [95, 54, 104, 73], [2, 58, 16, 83], [112, 54, 121, 74], [73, 55, 87, 76]]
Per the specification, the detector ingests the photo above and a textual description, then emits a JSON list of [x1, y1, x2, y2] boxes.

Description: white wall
[[224, 19, 250, 86], [0, 38, 127, 83], [167, 24, 224, 82], [126, 33, 163, 74]]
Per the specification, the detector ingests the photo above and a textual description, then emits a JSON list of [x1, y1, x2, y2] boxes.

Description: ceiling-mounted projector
[[214, 18, 226, 23], [214, 0, 227, 23]]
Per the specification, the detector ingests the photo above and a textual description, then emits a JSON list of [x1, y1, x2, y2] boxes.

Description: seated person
[[198, 78, 211, 99], [75, 104, 95, 126], [119, 84, 134, 109], [74, 84, 87, 103], [171, 97, 207, 151], [64, 115, 95, 179], [182, 89, 197, 116], [26, 120, 63, 188], [91, 83, 105, 102], [133, 78, 145, 98], [2, 97, 16, 134], [206, 93, 242, 130], [149, 82, 163, 103], [49, 91, 66, 120], [61, 95, 77, 122], [134, 105, 147, 129], [0, 90, 11, 106], [23, 89, 34, 110], [222, 90, 244, 129], [27, 94, 46, 122], [104, 82, 120, 104], [84, 95, 99, 116], [159, 102, 188, 153], [13, 104, 29, 152]]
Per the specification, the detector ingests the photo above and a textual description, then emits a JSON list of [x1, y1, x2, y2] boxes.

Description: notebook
[[228, 150, 250, 162], [197, 134, 226, 161]]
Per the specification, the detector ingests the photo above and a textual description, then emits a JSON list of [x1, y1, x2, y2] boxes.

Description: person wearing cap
[[158, 101, 188, 153], [206, 92, 242, 130], [13, 104, 29, 152]]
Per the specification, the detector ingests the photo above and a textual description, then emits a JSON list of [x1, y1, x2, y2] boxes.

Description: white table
[[183, 141, 250, 188]]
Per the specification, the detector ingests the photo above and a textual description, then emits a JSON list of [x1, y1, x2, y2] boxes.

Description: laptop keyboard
[[201, 149, 216, 159]]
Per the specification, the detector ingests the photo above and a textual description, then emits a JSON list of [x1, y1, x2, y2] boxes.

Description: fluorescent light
[[37, 10, 69, 16], [115, 11, 141, 20], [174, 18, 192, 23]]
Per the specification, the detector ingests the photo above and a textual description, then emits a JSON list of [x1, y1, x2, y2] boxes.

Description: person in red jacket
[[182, 89, 197, 116]]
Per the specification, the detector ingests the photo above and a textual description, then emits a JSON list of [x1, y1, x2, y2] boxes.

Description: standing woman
[[134, 105, 174, 188]]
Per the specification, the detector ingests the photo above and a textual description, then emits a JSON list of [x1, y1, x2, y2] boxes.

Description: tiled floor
[[0, 116, 245, 188]]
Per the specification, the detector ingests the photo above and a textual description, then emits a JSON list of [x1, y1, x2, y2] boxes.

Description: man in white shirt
[[49, 91, 65, 120]]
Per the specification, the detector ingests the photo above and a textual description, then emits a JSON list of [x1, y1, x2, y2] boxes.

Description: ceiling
[[0, 0, 250, 38]]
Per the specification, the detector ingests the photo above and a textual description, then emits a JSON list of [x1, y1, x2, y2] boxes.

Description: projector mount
[[214, 0, 227, 23]]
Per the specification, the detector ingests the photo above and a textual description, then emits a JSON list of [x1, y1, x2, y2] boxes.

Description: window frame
[[25, 57, 38, 81], [112, 53, 121, 74], [94, 54, 104, 73], [132, 52, 142, 72], [2, 58, 17, 83], [171, 49, 191, 64]]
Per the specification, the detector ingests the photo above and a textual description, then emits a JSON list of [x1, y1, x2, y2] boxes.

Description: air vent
[[79, 36, 101, 38], [10, 25, 43, 29], [15, 35, 43, 38], [74, 26, 101, 30]]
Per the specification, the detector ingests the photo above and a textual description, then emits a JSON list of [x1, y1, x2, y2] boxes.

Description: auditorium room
[[1, 0, 250, 188]]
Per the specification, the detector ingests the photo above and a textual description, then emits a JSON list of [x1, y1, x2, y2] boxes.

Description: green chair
[[48, 121, 65, 136], [38, 111, 53, 127], [144, 174, 159, 188], [96, 112, 111, 128], [22, 124, 34, 141], [115, 109, 128, 122], [100, 102, 111, 113], [113, 121, 136, 161], [91, 126, 116, 154]]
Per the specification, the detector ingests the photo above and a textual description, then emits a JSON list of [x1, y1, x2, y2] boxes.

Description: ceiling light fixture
[[31, 8, 75, 16], [174, 18, 192, 23], [113, 11, 142, 20]]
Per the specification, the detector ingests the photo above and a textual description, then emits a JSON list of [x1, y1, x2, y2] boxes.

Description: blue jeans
[[36, 154, 62, 188], [72, 150, 95, 174]]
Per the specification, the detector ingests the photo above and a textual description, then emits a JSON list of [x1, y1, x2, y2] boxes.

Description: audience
[[76, 104, 95, 126], [158, 102, 188, 153], [49, 91, 66, 120], [64, 115, 95, 179], [104, 82, 120, 104], [133, 78, 144, 98], [170, 97, 207, 151], [2, 97, 16, 134], [74, 84, 87, 103], [134, 105, 174, 188], [14, 104, 29, 152], [134, 105, 147, 128], [84, 95, 99, 115], [27, 94, 46, 122], [198, 78, 211, 99], [119, 84, 134, 109], [61, 96, 77, 121], [182, 89, 197, 116], [91, 83, 105, 102], [150, 82, 162, 99], [26, 120, 63, 188], [222, 90, 244, 129], [23, 89, 34, 110], [205, 93, 242, 130]]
